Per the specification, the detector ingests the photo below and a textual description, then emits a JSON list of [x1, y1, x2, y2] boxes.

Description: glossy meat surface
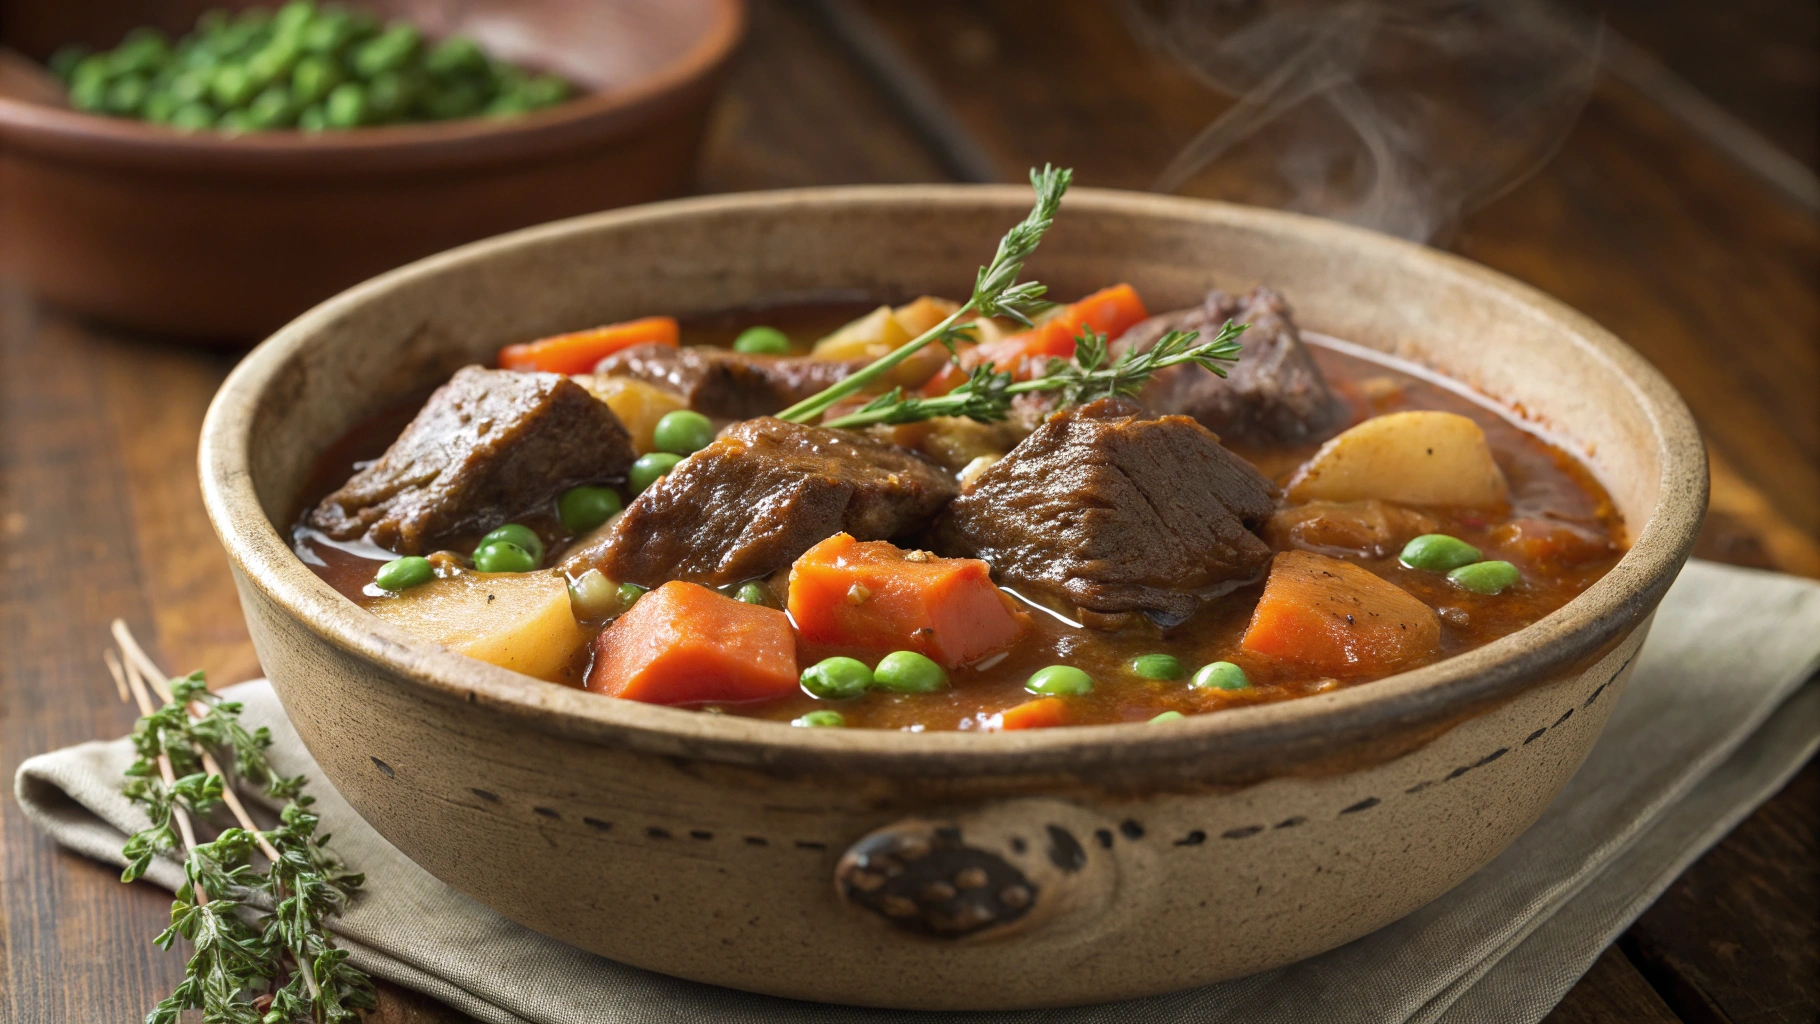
[[308, 366, 634, 554], [562, 417, 957, 587], [1117, 286, 1341, 443], [932, 398, 1277, 624], [592, 343, 868, 418]]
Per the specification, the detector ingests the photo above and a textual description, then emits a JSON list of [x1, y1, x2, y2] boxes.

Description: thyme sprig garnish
[[776, 164, 1072, 424], [108, 622, 374, 1024], [822, 320, 1248, 430]]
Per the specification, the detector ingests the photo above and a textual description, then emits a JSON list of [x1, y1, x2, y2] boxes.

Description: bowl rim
[[0, 0, 745, 176], [198, 184, 1708, 777]]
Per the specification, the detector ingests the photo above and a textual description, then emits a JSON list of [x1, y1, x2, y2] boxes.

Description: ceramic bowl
[[198, 186, 1706, 1010], [0, 0, 744, 340]]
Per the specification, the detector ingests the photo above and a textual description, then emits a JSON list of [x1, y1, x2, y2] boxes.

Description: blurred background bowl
[[0, 0, 745, 341]]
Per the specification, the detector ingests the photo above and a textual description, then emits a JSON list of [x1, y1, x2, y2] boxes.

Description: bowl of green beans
[[0, 0, 745, 338]]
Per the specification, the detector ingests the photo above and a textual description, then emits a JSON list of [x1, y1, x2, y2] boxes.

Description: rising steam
[[1130, 0, 1602, 243]]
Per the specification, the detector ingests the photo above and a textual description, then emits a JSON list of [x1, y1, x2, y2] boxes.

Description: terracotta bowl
[[0, 0, 744, 340], [198, 187, 1706, 1010]]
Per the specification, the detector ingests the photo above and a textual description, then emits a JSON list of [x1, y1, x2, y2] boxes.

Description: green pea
[[69, 74, 109, 113], [1026, 665, 1094, 696], [169, 102, 217, 130], [211, 64, 256, 108], [1400, 534, 1482, 573], [245, 40, 298, 89], [520, 73, 569, 108], [1130, 654, 1185, 680], [558, 486, 622, 534], [794, 710, 846, 728], [352, 24, 419, 78], [215, 108, 257, 133], [425, 35, 487, 77], [143, 91, 183, 123], [374, 555, 434, 591], [296, 103, 327, 131], [246, 85, 295, 128], [291, 55, 340, 104], [472, 540, 536, 574], [801, 657, 873, 700], [1191, 661, 1250, 691], [732, 326, 791, 355], [301, 11, 357, 55], [273, 1, 316, 37], [324, 82, 367, 127], [423, 81, 484, 120], [735, 582, 769, 606], [629, 452, 683, 494], [1150, 710, 1187, 723], [1448, 560, 1521, 595], [105, 74, 151, 115], [169, 68, 211, 103], [365, 71, 414, 122], [873, 651, 948, 694], [652, 410, 715, 455], [49, 46, 91, 83], [477, 523, 544, 566], [617, 582, 648, 607]]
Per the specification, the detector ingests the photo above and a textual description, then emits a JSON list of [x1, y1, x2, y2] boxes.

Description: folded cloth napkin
[[16, 559, 1820, 1024]]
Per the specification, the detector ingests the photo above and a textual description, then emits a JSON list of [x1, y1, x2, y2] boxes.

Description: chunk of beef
[[309, 367, 635, 554], [1115, 286, 1340, 443], [592, 344, 869, 419], [562, 418, 957, 587], [932, 398, 1277, 625]]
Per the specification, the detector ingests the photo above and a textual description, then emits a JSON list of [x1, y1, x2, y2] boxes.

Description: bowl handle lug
[[833, 799, 1126, 942]]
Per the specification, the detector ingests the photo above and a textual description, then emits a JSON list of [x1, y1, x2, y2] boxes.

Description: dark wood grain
[[0, 1, 1814, 1021], [1545, 945, 1687, 1024]]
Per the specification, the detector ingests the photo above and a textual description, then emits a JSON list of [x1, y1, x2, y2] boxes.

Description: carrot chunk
[[586, 581, 797, 705], [787, 534, 1027, 668], [997, 696, 1072, 731], [959, 283, 1149, 381], [498, 316, 679, 375], [1240, 550, 1441, 677]]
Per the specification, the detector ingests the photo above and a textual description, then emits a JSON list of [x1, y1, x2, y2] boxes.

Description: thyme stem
[[777, 165, 1072, 424]]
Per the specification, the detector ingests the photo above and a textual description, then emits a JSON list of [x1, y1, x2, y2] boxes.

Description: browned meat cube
[[1115, 286, 1340, 443], [562, 417, 958, 587], [932, 398, 1277, 625], [308, 367, 635, 554], [593, 344, 869, 419]]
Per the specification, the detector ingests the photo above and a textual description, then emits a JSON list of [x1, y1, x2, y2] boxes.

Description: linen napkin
[[16, 558, 1820, 1024]]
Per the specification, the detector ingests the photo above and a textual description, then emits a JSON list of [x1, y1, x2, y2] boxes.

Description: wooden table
[[3, 2, 1814, 1020]]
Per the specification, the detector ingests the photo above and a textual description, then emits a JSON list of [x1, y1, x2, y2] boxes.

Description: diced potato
[[367, 571, 589, 683], [1286, 411, 1509, 509], [575, 375, 689, 454], [813, 305, 911, 361], [892, 295, 960, 336], [811, 299, 954, 387]]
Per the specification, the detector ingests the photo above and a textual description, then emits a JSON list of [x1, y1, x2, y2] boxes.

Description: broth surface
[[296, 305, 1625, 729]]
